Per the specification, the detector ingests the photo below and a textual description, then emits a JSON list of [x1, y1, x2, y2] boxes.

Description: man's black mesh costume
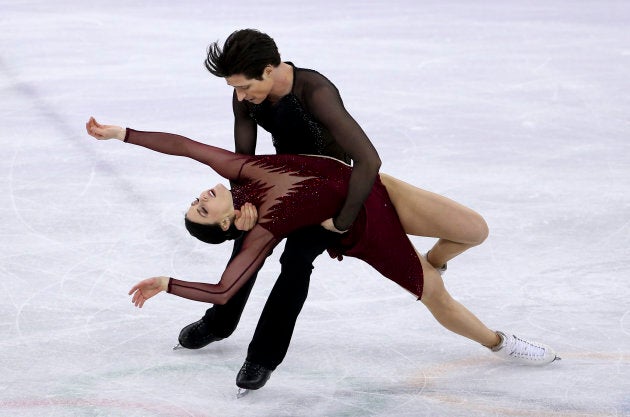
[[196, 63, 381, 370]]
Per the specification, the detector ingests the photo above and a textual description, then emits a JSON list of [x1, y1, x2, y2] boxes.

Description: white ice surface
[[1, 1, 629, 416]]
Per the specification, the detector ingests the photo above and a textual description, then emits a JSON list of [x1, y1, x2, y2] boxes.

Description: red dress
[[125, 129, 424, 304]]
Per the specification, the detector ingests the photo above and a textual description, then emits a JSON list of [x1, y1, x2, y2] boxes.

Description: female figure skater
[[85, 117, 559, 377]]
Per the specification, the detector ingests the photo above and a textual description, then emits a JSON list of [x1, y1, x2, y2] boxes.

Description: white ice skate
[[492, 331, 560, 365]]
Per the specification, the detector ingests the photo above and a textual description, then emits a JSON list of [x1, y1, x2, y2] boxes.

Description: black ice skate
[[235, 360, 273, 398], [173, 318, 223, 350]]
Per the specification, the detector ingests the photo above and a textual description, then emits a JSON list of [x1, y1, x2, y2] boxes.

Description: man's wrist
[[332, 217, 350, 232]]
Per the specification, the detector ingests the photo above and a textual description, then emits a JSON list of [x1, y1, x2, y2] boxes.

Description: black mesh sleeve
[[301, 75, 381, 230], [232, 91, 258, 155]]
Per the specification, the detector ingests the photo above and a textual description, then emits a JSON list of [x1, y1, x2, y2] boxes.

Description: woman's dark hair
[[205, 29, 281, 80], [184, 216, 243, 244]]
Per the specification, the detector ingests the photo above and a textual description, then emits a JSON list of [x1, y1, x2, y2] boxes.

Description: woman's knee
[[469, 212, 489, 246], [457, 209, 489, 247], [421, 279, 444, 303], [419, 266, 449, 306]]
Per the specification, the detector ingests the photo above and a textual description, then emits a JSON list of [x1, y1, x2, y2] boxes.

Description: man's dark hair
[[184, 216, 243, 245], [205, 29, 281, 80]]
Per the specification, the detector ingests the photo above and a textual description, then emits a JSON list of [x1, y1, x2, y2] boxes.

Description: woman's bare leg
[[417, 252, 499, 347], [380, 173, 489, 268], [380, 175, 557, 360]]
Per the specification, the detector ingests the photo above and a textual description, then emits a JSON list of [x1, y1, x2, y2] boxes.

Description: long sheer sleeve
[[166, 226, 279, 305], [124, 128, 247, 181], [303, 79, 381, 230]]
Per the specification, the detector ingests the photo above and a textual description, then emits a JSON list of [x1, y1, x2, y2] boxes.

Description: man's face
[[226, 68, 273, 104]]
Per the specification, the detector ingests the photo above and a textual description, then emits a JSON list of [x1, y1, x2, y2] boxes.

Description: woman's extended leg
[[380, 173, 489, 269], [418, 252, 559, 364], [416, 252, 500, 347], [377, 175, 558, 363]]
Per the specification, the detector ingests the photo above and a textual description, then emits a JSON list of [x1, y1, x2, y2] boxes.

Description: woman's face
[[186, 184, 234, 226], [226, 66, 274, 104]]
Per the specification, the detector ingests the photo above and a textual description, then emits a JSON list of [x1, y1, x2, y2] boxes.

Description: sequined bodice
[[233, 154, 350, 238]]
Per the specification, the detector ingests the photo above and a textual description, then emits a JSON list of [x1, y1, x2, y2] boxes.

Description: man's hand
[[86, 117, 126, 141], [320, 218, 348, 234], [234, 202, 258, 231], [128, 276, 169, 308]]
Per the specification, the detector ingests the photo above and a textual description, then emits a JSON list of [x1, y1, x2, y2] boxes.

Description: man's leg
[[236, 226, 336, 389], [178, 235, 260, 348]]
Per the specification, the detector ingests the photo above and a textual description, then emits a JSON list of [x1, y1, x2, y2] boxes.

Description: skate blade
[[172, 343, 185, 351], [236, 388, 250, 399], [553, 355, 562, 362]]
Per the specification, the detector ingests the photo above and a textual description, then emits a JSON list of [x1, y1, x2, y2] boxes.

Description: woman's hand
[[128, 276, 169, 308], [320, 218, 348, 234], [234, 202, 258, 232], [86, 117, 126, 141]]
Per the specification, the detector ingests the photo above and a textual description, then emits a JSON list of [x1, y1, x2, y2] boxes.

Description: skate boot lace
[[241, 362, 265, 377], [510, 335, 546, 359]]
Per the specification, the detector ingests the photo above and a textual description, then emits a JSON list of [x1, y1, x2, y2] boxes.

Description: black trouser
[[201, 225, 338, 370]]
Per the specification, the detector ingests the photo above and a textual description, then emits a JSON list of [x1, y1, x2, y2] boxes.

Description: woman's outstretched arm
[[86, 117, 247, 181], [128, 226, 278, 306]]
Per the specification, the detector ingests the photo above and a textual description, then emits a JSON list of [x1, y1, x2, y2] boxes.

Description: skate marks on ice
[[1, 352, 625, 417], [225, 338, 626, 416], [406, 354, 629, 417], [0, 398, 199, 417]]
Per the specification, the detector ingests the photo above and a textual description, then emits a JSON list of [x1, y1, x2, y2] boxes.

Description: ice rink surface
[[1, 1, 629, 416]]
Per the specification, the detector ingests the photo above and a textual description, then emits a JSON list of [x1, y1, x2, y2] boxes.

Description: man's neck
[[268, 62, 293, 102]]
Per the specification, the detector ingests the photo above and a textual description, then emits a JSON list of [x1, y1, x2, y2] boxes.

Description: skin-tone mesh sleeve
[[124, 128, 247, 181], [167, 226, 278, 305]]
